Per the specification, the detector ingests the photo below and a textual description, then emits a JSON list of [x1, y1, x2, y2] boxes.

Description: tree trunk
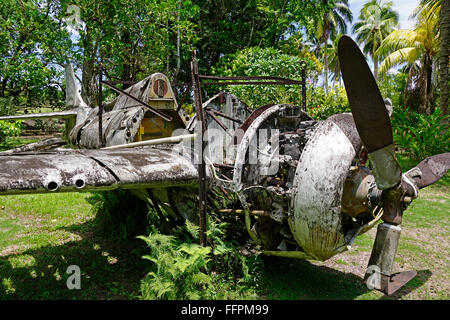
[[174, 0, 181, 81], [0, 78, 7, 97], [324, 45, 329, 94], [373, 44, 378, 82], [81, 28, 98, 107], [323, 29, 329, 94], [439, 0, 449, 116], [121, 30, 132, 90], [424, 56, 433, 115]]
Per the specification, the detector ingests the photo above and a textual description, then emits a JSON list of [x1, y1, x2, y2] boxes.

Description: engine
[[160, 94, 384, 262]]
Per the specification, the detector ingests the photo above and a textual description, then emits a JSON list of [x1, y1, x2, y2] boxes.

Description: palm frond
[[375, 29, 421, 58], [378, 47, 420, 76]]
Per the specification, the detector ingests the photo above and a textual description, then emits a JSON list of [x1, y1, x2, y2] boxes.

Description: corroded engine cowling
[[289, 119, 358, 261]]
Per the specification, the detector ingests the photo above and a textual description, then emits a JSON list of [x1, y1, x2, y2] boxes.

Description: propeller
[[338, 35, 450, 295]]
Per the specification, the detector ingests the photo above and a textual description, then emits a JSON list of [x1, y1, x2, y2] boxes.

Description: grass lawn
[[0, 137, 40, 151], [0, 192, 151, 299], [0, 150, 448, 300]]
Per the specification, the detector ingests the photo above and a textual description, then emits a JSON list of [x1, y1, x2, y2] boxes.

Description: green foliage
[[87, 190, 154, 240], [138, 216, 262, 300], [306, 86, 350, 120], [138, 232, 213, 299], [193, 0, 327, 72], [0, 0, 70, 108], [352, 0, 399, 63], [392, 108, 449, 160], [89, 188, 262, 300], [0, 120, 22, 144], [212, 46, 322, 108], [0, 97, 18, 116], [378, 71, 408, 108], [0, 97, 22, 142]]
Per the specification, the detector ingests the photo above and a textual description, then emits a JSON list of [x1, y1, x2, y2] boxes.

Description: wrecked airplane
[[0, 36, 448, 296]]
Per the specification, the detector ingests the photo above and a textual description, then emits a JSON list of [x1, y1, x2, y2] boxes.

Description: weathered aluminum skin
[[70, 106, 145, 148], [0, 151, 116, 194], [68, 73, 187, 149], [81, 148, 198, 189], [289, 120, 356, 261], [0, 147, 198, 195]]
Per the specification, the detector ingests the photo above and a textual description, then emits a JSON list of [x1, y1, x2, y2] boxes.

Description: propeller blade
[[413, 153, 450, 189], [338, 35, 392, 153], [338, 36, 402, 190]]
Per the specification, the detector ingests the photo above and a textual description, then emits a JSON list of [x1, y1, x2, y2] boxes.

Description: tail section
[[65, 63, 88, 110], [64, 63, 91, 127], [0, 64, 91, 134]]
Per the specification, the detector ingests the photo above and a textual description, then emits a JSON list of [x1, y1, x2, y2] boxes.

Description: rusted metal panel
[[0, 147, 198, 195], [191, 54, 208, 246], [341, 166, 375, 217]]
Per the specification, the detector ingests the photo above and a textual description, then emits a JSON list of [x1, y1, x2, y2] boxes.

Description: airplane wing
[[0, 110, 78, 121], [0, 146, 198, 195]]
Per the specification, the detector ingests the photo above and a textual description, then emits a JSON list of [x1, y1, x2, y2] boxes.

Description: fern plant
[[138, 232, 213, 300], [138, 217, 263, 300]]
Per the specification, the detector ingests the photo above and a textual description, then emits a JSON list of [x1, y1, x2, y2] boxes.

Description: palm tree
[[327, 34, 342, 87], [440, 0, 449, 116], [416, 0, 448, 116], [375, 8, 440, 114], [314, 0, 353, 94], [352, 0, 399, 81]]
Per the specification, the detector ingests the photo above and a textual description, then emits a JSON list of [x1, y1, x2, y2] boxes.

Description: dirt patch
[[0, 244, 33, 257], [305, 221, 449, 299]]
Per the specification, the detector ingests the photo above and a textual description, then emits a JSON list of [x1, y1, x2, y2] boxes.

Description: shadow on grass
[[260, 256, 372, 300], [260, 255, 433, 300], [0, 221, 150, 300]]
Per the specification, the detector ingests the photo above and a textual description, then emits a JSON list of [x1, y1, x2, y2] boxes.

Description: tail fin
[[65, 63, 88, 109], [0, 64, 91, 132]]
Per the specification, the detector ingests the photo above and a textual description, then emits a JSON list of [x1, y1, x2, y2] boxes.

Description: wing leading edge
[[0, 147, 198, 195]]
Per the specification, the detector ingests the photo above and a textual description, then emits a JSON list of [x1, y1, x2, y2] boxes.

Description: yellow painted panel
[[134, 111, 184, 142]]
